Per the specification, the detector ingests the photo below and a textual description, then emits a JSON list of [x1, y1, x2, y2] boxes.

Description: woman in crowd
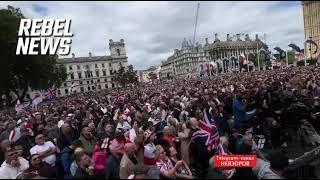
[[166, 146, 194, 179], [155, 145, 184, 179]]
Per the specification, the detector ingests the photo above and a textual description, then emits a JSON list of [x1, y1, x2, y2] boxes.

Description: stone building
[[302, 1, 320, 60], [204, 33, 268, 73], [55, 39, 128, 97], [137, 65, 161, 82], [160, 38, 209, 80]]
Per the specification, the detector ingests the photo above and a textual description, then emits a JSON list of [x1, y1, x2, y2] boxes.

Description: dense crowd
[[0, 65, 320, 179]]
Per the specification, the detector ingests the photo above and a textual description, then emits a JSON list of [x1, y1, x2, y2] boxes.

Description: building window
[[69, 66, 72, 70], [110, 70, 113, 75], [77, 65, 80, 70], [80, 87, 84, 92], [64, 83, 67, 87], [92, 86, 95, 90], [96, 71, 100, 77], [95, 64, 98, 68], [105, 84, 108, 89], [70, 73, 74, 80], [98, 85, 101, 89], [97, 79, 100, 83], [117, 49, 120, 56], [88, 86, 90, 91], [91, 80, 94, 83], [112, 83, 115, 88], [105, 78, 107, 82], [80, 81, 83, 85], [65, 89, 69, 94], [119, 62, 122, 66], [57, 90, 61, 95], [78, 72, 82, 79], [103, 70, 106, 76], [87, 81, 89, 84], [102, 63, 105, 68]]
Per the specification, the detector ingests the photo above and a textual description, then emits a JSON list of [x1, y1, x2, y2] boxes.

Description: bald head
[[190, 117, 199, 129], [124, 143, 136, 157]]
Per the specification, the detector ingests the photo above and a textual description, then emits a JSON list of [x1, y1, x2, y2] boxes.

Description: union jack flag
[[42, 85, 56, 100], [192, 109, 222, 153]]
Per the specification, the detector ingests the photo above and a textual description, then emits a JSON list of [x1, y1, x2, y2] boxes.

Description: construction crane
[[192, 3, 200, 47]]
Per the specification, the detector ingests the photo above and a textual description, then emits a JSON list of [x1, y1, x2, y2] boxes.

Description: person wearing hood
[[0, 148, 29, 179]]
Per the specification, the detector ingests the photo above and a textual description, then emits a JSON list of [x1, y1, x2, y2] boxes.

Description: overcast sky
[[1, 1, 304, 70]]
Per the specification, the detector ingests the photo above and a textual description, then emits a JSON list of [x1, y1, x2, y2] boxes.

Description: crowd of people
[[0, 65, 320, 179]]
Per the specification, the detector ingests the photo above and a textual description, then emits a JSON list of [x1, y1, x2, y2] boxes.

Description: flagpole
[[257, 42, 260, 71], [286, 50, 288, 67]]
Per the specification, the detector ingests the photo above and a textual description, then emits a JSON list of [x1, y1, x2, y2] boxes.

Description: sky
[[1, 1, 305, 70]]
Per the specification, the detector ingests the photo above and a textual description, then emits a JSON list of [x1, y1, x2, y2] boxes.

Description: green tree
[[0, 6, 67, 106], [287, 50, 295, 64], [113, 64, 138, 87]]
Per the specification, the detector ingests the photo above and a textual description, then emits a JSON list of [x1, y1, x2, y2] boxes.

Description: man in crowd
[[0, 148, 29, 179]]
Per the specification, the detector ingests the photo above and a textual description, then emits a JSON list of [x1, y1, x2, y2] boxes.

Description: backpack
[[92, 145, 107, 170]]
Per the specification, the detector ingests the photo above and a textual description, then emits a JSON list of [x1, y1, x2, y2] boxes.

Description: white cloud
[[1, 1, 304, 70]]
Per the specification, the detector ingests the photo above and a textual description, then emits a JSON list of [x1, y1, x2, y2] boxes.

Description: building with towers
[[54, 39, 128, 97]]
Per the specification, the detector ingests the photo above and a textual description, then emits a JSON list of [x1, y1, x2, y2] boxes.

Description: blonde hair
[[155, 145, 164, 159]]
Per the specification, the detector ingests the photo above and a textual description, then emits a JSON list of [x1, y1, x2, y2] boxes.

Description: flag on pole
[[15, 99, 30, 113], [31, 94, 44, 110], [288, 43, 302, 53], [192, 109, 222, 153], [42, 85, 56, 99]]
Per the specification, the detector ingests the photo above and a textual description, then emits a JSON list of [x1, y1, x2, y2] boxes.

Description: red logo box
[[214, 155, 257, 168]]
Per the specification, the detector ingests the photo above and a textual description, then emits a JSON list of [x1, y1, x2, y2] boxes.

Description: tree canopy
[[113, 64, 138, 87], [0, 5, 67, 107]]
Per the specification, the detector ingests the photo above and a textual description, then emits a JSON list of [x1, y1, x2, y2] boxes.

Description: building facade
[[55, 39, 128, 97], [302, 1, 320, 60], [205, 33, 268, 73], [137, 65, 161, 83], [160, 38, 209, 80]]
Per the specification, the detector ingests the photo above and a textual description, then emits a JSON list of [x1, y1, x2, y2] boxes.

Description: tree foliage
[[113, 64, 138, 87], [0, 6, 67, 106]]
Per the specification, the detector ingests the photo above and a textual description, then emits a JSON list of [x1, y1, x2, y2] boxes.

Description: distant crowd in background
[[0, 65, 319, 179]]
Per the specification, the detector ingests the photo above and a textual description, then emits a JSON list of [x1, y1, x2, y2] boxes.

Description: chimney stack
[[109, 39, 113, 43], [89, 52, 92, 57], [72, 53, 75, 58], [120, 39, 124, 43], [205, 38, 208, 44], [227, 34, 230, 41]]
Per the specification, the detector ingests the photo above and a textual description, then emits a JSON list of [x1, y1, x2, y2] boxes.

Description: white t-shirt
[[30, 141, 56, 166], [0, 157, 29, 179], [58, 119, 64, 128]]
